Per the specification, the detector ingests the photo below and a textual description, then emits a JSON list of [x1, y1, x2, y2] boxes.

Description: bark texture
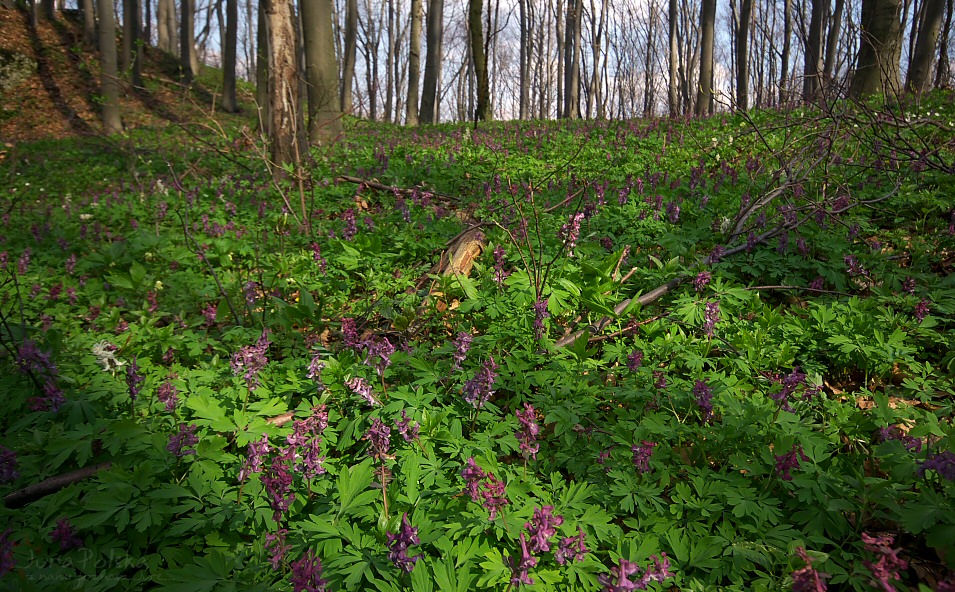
[[301, 0, 343, 143], [850, 0, 904, 98]]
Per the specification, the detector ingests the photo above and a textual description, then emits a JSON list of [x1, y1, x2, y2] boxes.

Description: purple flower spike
[[451, 331, 472, 369], [386, 513, 422, 572], [346, 376, 379, 406], [239, 435, 271, 483], [631, 440, 656, 474], [703, 301, 720, 337], [126, 356, 144, 403], [775, 443, 810, 481], [395, 410, 420, 442], [167, 424, 199, 457], [157, 380, 178, 413], [692, 380, 714, 421], [917, 450, 955, 481], [598, 554, 672, 591], [626, 350, 644, 372], [515, 404, 541, 460], [555, 527, 588, 565], [50, 518, 83, 551], [861, 533, 907, 592], [265, 528, 291, 571], [365, 418, 391, 460], [524, 506, 564, 554], [693, 271, 711, 292], [463, 357, 498, 409], [533, 298, 549, 339], [231, 331, 271, 391], [507, 532, 538, 587], [290, 549, 328, 592]]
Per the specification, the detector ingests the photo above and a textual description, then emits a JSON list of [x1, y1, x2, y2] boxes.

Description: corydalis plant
[[463, 357, 498, 409], [461, 457, 509, 519], [386, 513, 422, 572], [231, 330, 271, 392]]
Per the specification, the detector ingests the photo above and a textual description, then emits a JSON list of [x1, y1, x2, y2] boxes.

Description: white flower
[[92, 341, 125, 374], [154, 280, 164, 291], [79, 213, 92, 221]]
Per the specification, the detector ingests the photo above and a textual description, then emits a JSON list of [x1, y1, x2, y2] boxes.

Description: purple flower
[[262, 447, 296, 523], [861, 533, 907, 592], [914, 298, 930, 323], [231, 331, 271, 390], [306, 355, 325, 386], [201, 304, 217, 326], [692, 380, 713, 421], [515, 404, 540, 460], [17, 248, 30, 275], [507, 533, 538, 586], [0, 446, 18, 483], [124, 356, 144, 403], [493, 245, 510, 285], [346, 376, 379, 406], [463, 357, 499, 409], [0, 529, 14, 576], [775, 443, 810, 481], [460, 457, 509, 519], [157, 380, 178, 412], [533, 298, 550, 339], [560, 212, 585, 254], [901, 277, 916, 294], [877, 425, 922, 453], [340, 317, 362, 350], [707, 245, 726, 264], [917, 450, 955, 480], [627, 350, 644, 372], [310, 242, 328, 275], [844, 254, 866, 277], [286, 411, 327, 480], [598, 554, 672, 591], [524, 506, 564, 554], [65, 253, 77, 275], [809, 277, 825, 291], [365, 418, 391, 460], [631, 440, 656, 474], [395, 410, 419, 442], [341, 209, 357, 240], [239, 435, 271, 483], [244, 280, 259, 306], [167, 424, 199, 457], [555, 527, 588, 565], [50, 518, 83, 551], [290, 549, 328, 592], [693, 271, 711, 292], [264, 529, 291, 571], [364, 336, 395, 377], [386, 513, 422, 572], [792, 547, 829, 592], [703, 301, 720, 337], [451, 331, 472, 370]]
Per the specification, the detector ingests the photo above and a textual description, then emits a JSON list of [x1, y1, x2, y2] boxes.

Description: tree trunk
[[695, 0, 716, 116], [668, 0, 679, 114], [803, 0, 824, 99], [936, 0, 953, 86], [301, 0, 342, 142], [341, 0, 357, 113], [736, 0, 752, 109], [780, 0, 792, 102], [144, 0, 151, 46], [850, 0, 903, 97], [406, 0, 423, 125], [82, 0, 96, 45], [181, 0, 198, 82], [905, 0, 945, 92], [97, 0, 122, 133], [222, 0, 238, 111], [122, 0, 133, 72], [264, 0, 302, 178], [257, 0, 271, 134], [563, 0, 581, 118], [41, 0, 54, 19], [122, 0, 143, 86], [468, 0, 490, 121], [518, 0, 530, 119], [823, 0, 845, 79], [420, 0, 443, 123]]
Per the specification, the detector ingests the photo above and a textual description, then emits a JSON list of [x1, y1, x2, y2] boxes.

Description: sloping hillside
[[0, 6, 251, 143]]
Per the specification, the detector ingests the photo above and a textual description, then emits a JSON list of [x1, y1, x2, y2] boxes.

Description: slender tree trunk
[[123, 0, 134, 72], [468, 0, 490, 121], [420, 0, 443, 123], [850, 0, 903, 97], [518, 0, 530, 119], [181, 0, 198, 82], [556, 0, 564, 117], [406, 0, 423, 125], [780, 0, 792, 102], [803, 0, 824, 99], [82, 0, 96, 45], [264, 0, 302, 178], [341, 0, 357, 112], [222, 0, 238, 111], [824, 0, 845, 79], [668, 0, 679, 114], [144, 0, 151, 46], [736, 0, 752, 110], [41, 0, 54, 19], [906, 0, 945, 91], [301, 0, 343, 142], [563, 0, 581, 118], [936, 0, 953, 86], [97, 0, 122, 133], [695, 0, 716, 116], [257, 0, 271, 133]]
